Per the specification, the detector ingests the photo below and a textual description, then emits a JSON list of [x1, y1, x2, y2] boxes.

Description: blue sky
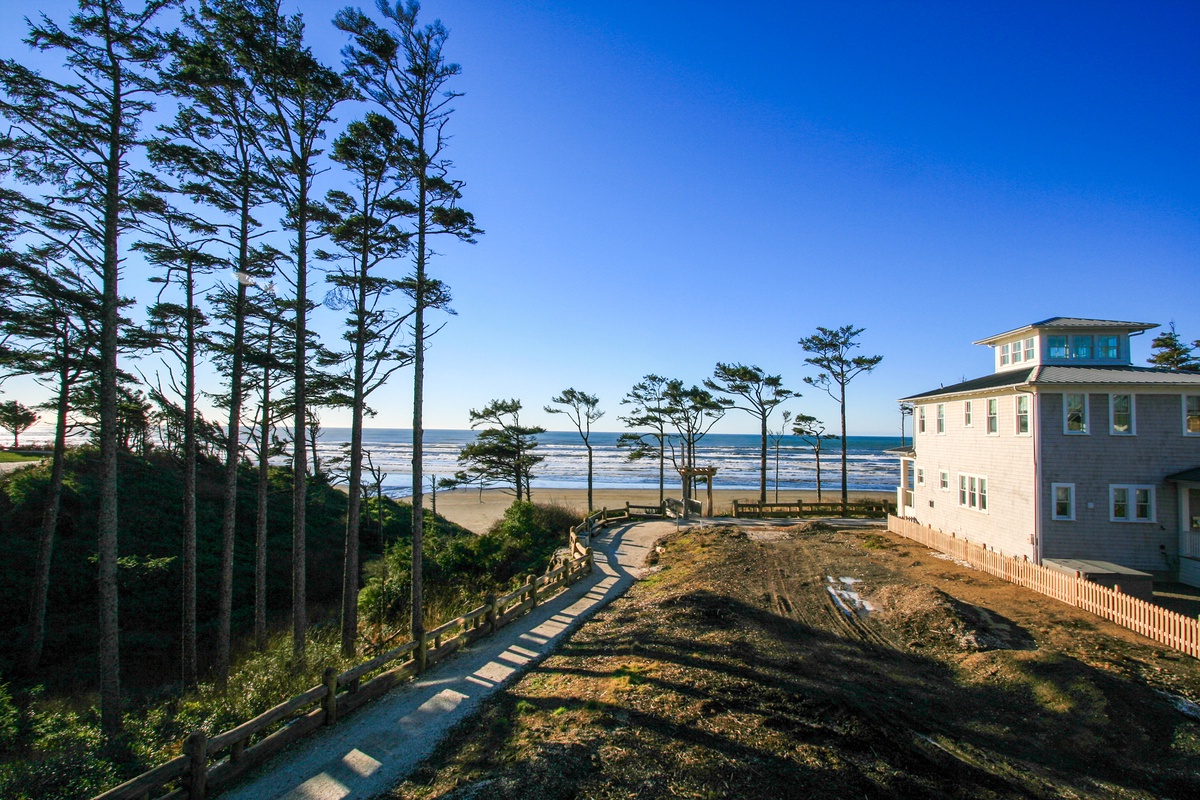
[[3, 1, 1198, 436]]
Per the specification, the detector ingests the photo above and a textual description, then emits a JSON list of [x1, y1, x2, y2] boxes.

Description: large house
[[896, 317, 1200, 588]]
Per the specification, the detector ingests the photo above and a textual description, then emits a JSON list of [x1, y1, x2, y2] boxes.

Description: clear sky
[[3, 1, 1198, 437]]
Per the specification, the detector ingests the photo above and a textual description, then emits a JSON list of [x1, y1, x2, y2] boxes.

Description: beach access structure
[[92, 528, 598, 800], [888, 515, 1200, 659]]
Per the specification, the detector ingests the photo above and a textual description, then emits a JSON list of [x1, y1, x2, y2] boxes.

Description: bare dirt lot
[[381, 523, 1200, 799]]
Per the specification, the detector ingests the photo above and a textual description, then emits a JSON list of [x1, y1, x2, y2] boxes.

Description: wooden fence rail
[[732, 499, 896, 519], [92, 531, 596, 800], [887, 515, 1200, 659]]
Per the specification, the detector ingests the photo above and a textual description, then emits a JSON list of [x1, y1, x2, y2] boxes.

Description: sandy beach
[[428, 487, 895, 534]]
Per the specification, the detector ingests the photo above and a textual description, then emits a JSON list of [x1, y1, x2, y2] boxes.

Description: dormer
[[973, 317, 1157, 374]]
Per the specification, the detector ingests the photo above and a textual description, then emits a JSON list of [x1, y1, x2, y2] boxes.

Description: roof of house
[[1166, 467, 1200, 483], [900, 364, 1200, 401], [973, 317, 1158, 346]]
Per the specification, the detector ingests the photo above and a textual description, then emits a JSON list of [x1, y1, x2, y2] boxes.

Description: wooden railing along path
[[732, 499, 895, 519], [887, 515, 1200, 659], [94, 530, 597, 800]]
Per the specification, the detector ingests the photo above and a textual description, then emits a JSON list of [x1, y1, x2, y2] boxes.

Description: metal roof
[[973, 317, 1158, 346], [1166, 467, 1200, 483], [902, 364, 1200, 401], [1033, 365, 1200, 386], [900, 367, 1035, 401]]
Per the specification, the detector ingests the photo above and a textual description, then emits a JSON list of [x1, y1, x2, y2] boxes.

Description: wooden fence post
[[529, 574, 538, 607], [486, 592, 497, 632], [184, 730, 207, 800], [587, 546, 594, 574], [416, 629, 428, 673], [322, 667, 338, 726]]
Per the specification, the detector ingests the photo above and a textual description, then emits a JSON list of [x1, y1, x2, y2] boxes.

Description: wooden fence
[[732, 499, 895, 519], [94, 532, 596, 800], [887, 515, 1200, 659]]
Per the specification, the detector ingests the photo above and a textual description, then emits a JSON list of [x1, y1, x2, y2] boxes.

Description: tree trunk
[[25, 358, 71, 672], [815, 443, 823, 502], [254, 326, 272, 650], [410, 146, 428, 654], [586, 441, 593, 512], [758, 414, 768, 504], [217, 199, 252, 682], [341, 235, 369, 658], [98, 70, 123, 736], [292, 187, 309, 662], [657, 433, 664, 507], [182, 272, 198, 686], [839, 382, 848, 515]]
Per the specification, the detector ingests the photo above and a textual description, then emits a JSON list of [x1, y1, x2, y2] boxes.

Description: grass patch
[[0, 453, 38, 463]]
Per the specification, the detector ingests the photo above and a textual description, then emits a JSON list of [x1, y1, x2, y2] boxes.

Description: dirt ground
[[380, 522, 1200, 799]]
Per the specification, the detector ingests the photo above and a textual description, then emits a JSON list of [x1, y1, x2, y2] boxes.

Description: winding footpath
[[219, 518, 682, 800]]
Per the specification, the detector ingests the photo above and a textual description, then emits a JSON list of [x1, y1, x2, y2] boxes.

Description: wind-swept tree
[[337, 0, 481, 656], [545, 388, 603, 512], [457, 399, 545, 502], [798, 325, 882, 514], [662, 381, 729, 500], [768, 410, 792, 502], [155, 1, 277, 680], [0, 400, 38, 448], [617, 374, 670, 506], [0, 0, 171, 735], [226, 0, 352, 659], [317, 112, 420, 657], [792, 413, 837, 502], [1147, 322, 1198, 372], [705, 363, 794, 504]]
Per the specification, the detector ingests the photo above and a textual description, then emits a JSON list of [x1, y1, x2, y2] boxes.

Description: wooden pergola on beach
[[678, 466, 719, 517]]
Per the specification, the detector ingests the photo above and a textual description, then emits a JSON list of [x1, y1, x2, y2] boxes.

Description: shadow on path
[[218, 520, 668, 800]]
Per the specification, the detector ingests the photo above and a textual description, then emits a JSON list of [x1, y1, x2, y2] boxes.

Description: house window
[[918, 406, 926, 434], [1024, 337, 1035, 361], [1185, 395, 1200, 435], [1064, 393, 1088, 434], [1098, 335, 1119, 360], [1071, 335, 1093, 359], [1011, 342, 1023, 363], [963, 400, 973, 427], [1047, 335, 1068, 359], [1000, 343, 1010, 365], [1110, 394, 1135, 435], [936, 404, 945, 434], [1051, 483, 1075, 520], [917, 468, 925, 486], [1110, 485, 1155, 522], [987, 398, 999, 435], [1015, 395, 1030, 435], [959, 474, 988, 512], [939, 470, 949, 490]]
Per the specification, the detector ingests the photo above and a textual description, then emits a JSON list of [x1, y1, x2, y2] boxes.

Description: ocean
[[314, 428, 902, 498]]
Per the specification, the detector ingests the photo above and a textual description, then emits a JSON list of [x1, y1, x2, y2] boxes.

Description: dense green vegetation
[[0, 450, 579, 799]]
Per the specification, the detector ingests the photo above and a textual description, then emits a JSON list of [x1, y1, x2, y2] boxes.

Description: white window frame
[[936, 403, 945, 434], [1011, 342, 1023, 363], [1024, 337, 1035, 362], [1063, 393, 1088, 435], [1109, 393, 1136, 436], [917, 406, 926, 434], [1000, 343, 1010, 366], [963, 400, 973, 427], [1109, 484, 1156, 523], [958, 473, 988, 512], [1184, 395, 1200, 436], [939, 470, 949, 491], [916, 467, 925, 486], [986, 398, 999, 435], [1051, 483, 1075, 521], [1014, 394, 1031, 436]]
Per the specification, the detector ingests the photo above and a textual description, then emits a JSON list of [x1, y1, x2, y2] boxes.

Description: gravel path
[[219, 518, 685, 800]]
